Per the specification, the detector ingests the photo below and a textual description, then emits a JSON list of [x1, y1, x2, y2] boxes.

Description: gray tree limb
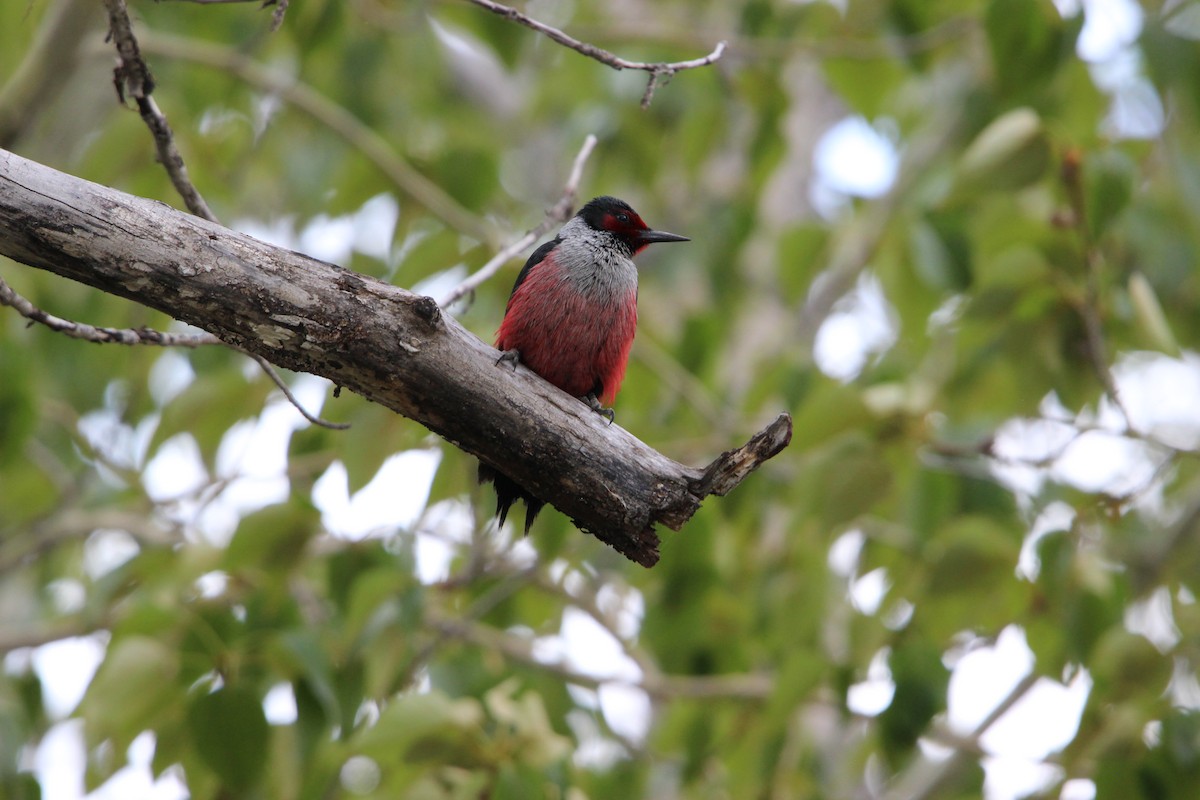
[[0, 148, 790, 566]]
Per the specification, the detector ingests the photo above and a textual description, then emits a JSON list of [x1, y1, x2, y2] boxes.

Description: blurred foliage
[[2, 0, 1200, 798]]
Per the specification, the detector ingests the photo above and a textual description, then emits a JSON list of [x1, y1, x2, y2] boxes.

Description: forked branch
[[466, 0, 726, 108]]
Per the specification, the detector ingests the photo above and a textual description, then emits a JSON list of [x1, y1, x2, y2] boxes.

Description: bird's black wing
[[507, 238, 559, 302]]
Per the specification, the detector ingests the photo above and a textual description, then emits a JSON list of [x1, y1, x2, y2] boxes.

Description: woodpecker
[[479, 195, 689, 532]]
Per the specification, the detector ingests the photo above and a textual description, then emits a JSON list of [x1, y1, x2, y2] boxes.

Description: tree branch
[[0, 621, 97, 656], [428, 612, 774, 701], [882, 672, 1040, 800], [132, 32, 494, 244], [0, 148, 790, 567], [797, 70, 971, 350], [464, 0, 726, 108], [244, 353, 351, 430], [0, 274, 347, 428], [1059, 148, 1135, 431], [0, 273, 220, 346], [0, 0, 105, 149], [103, 0, 219, 223], [439, 134, 597, 308]]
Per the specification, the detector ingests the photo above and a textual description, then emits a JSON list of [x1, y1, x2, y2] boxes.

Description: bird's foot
[[496, 349, 521, 370], [585, 392, 615, 425]]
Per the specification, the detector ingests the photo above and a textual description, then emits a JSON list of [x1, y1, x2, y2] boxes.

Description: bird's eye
[[615, 213, 630, 224]]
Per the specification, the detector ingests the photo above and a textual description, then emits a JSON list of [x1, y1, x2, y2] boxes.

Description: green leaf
[[273, 629, 340, 724], [1090, 629, 1171, 702], [151, 365, 272, 467], [879, 640, 948, 762], [1156, 711, 1200, 783], [186, 686, 270, 791], [0, 466, 58, 527], [355, 690, 483, 762], [823, 57, 907, 118], [984, 0, 1068, 97], [224, 501, 321, 573], [483, 679, 571, 766], [0, 339, 35, 467], [80, 637, 181, 748], [1127, 271, 1180, 354], [1084, 147, 1136, 240], [954, 107, 1051, 194], [926, 515, 1020, 595], [788, 381, 872, 452], [803, 435, 894, 529], [908, 212, 972, 292]]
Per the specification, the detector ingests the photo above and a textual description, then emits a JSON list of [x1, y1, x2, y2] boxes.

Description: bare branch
[[439, 134, 598, 308], [270, 0, 289, 31], [574, 16, 973, 63], [0, 508, 176, 577], [0, 148, 791, 567], [153, 0, 289, 30], [0, 274, 348, 429], [0, 0, 105, 149], [692, 414, 794, 497], [131, 33, 495, 244], [245, 353, 351, 430], [797, 72, 970, 349], [883, 672, 1040, 800], [465, 0, 726, 108], [102, 0, 219, 223], [0, 621, 97, 656], [0, 273, 221, 346], [1060, 148, 1136, 432], [429, 612, 773, 701]]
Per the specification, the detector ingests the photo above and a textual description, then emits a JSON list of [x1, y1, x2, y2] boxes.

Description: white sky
[[7, 2, 1188, 798]]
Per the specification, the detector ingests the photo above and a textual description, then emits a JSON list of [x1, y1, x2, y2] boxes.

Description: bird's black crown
[[578, 196, 638, 231]]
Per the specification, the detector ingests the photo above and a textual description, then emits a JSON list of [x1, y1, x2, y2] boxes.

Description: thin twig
[[102, 0, 219, 223], [0, 621, 99, 656], [797, 70, 971, 349], [0, 273, 221, 346], [156, 0, 289, 28], [0, 274, 348, 429], [883, 671, 1041, 800], [438, 134, 598, 308], [428, 611, 773, 701], [576, 16, 975, 63], [464, 0, 726, 108], [246, 353, 351, 430], [269, 0, 289, 31], [0, 0, 105, 149], [1060, 149, 1135, 432], [130, 33, 494, 244]]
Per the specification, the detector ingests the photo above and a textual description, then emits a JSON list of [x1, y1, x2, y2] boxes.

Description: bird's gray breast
[[554, 222, 639, 304]]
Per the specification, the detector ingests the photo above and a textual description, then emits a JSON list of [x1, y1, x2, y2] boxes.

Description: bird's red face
[[601, 208, 652, 252], [581, 197, 689, 254], [600, 207, 649, 236]]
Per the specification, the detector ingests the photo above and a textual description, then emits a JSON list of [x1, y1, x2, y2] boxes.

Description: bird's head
[[576, 196, 689, 255]]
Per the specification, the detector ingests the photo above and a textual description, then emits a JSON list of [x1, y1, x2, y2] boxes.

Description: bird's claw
[[496, 349, 521, 370], [585, 392, 615, 425]]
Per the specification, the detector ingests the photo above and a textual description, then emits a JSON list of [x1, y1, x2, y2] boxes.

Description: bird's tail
[[477, 463, 545, 534]]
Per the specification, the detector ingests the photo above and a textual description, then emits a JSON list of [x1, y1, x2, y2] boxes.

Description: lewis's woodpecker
[[479, 196, 689, 532]]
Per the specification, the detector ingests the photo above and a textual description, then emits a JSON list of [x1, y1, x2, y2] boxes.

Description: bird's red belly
[[496, 277, 637, 405]]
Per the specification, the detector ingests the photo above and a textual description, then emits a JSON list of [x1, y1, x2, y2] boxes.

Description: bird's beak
[[637, 228, 690, 244]]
